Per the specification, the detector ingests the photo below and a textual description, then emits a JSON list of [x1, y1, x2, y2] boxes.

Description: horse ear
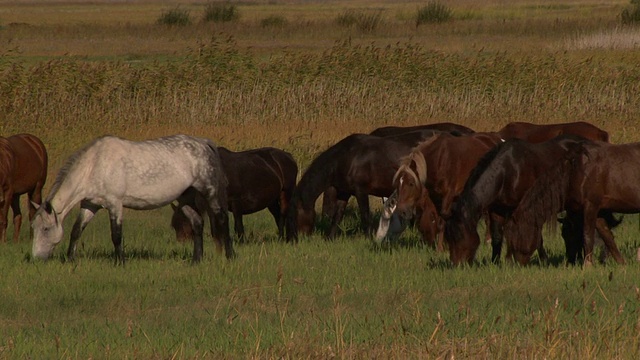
[[170, 202, 178, 211], [31, 201, 41, 210]]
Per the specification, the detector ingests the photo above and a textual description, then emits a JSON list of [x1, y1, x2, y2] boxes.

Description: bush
[[621, 0, 640, 24], [202, 2, 239, 23], [416, 1, 452, 26], [335, 9, 384, 32], [260, 15, 288, 28], [157, 7, 192, 26]]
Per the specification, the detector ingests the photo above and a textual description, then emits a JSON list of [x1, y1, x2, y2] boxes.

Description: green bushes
[[202, 2, 239, 23], [157, 7, 192, 27], [621, 0, 640, 24], [416, 1, 452, 26]]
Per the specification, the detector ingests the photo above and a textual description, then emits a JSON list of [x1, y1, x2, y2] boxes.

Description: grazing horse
[[321, 123, 475, 219], [6, 134, 48, 242], [498, 121, 609, 143], [286, 134, 414, 241], [369, 122, 475, 137], [503, 141, 631, 265], [388, 132, 503, 250], [443, 135, 595, 265], [171, 147, 298, 242], [31, 134, 232, 263], [0, 138, 16, 243]]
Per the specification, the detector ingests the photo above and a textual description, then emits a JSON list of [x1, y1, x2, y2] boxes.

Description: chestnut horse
[[0, 138, 15, 243], [0, 134, 48, 243], [443, 135, 597, 265], [171, 147, 298, 242], [503, 141, 631, 265], [390, 132, 503, 250], [498, 121, 609, 143]]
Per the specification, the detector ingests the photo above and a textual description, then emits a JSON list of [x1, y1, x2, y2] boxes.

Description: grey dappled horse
[[31, 134, 233, 263]]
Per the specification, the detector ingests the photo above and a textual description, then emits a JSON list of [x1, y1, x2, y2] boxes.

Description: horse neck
[[47, 167, 90, 220]]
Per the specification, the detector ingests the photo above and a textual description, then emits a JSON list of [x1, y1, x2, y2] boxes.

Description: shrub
[[202, 2, 239, 23], [157, 7, 192, 26], [261, 15, 288, 28], [621, 0, 640, 24], [416, 1, 452, 26], [335, 9, 384, 32]]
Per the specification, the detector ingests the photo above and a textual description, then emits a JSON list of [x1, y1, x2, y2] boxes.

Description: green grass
[[1, 207, 640, 358]]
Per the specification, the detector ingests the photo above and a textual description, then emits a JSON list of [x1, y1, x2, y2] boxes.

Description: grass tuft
[[202, 2, 239, 23], [157, 7, 192, 27], [416, 1, 453, 26]]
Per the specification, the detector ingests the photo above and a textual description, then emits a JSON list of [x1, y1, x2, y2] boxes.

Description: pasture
[[1, 0, 640, 358]]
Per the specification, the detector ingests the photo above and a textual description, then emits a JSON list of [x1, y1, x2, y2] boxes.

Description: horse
[[369, 122, 475, 137], [321, 123, 475, 219], [0, 138, 16, 243], [387, 132, 503, 250], [498, 121, 609, 143], [286, 134, 415, 241], [30, 134, 233, 263], [443, 135, 600, 266], [503, 140, 633, 266], [171, 146, 298, 242], [5, 134, 48, 242]]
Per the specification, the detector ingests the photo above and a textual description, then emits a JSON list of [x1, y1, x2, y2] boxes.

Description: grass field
[[2, 0, 640, 358]]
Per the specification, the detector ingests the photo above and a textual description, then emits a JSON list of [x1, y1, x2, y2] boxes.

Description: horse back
[[6, 134, 48, 194], [370, 122, 474, 137], [0, 138, 15, 186], [498, 121, 608, 143]]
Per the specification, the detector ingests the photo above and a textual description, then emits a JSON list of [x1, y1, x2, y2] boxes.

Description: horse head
[[31, 201, 64, 260], [393, 149, 427, 221], [170, 203, 193, 243]]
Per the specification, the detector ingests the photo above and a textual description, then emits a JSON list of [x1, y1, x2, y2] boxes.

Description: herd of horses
[[0, 120, 634, 266]]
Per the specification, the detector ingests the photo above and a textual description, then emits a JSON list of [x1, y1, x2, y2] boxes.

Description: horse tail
[[504, 143, 587, 250], [204, 139, 229, 209]]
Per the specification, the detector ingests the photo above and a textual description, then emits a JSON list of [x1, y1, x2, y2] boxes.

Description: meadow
[[1, 0, 640, 358]]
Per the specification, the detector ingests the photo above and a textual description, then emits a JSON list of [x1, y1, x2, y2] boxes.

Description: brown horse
[[172, 147, 298, 242], [391, 132, 503, 250], [287, 134, 419, 241], [443, 135, 599, 265], [0, 134, 48, 243], [0, 138, 16, 243], [498, 121, 609, 143], [504, 141, 631, 266], [321, 123, 475, 219]]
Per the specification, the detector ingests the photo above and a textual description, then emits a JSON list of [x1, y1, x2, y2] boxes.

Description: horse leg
[[0, 188, 11, 243], [178, 204, 205, 263], [328, 194, 348, 239], [267, 202, 283, 239], [322, 186, 338, 219], [233, 211, 245, 243], [354, 191, 372, 237], [582, 205, 599, 266], [10, 194, 22, 242], [595, 217, 625, 265], [561, 211, 582, 265], [536, 232, 548, 264], [489, 213, 505, 263], [67, 201, 101, 261]]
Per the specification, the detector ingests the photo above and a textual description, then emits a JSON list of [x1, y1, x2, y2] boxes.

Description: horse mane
[[46, 136, 112, 202], [503, 143, 587, 247], [392, 134, 443, 186]]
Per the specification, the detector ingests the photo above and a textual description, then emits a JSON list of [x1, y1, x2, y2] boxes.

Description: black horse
[[287, 133, 422, 241], [172, 147, 298, 242]]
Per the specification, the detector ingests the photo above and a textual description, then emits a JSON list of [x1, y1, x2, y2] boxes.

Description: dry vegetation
[[2, 1, 640, 358]]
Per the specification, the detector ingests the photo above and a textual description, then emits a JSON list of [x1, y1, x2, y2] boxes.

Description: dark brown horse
[[503, 141, 632, 265], [321, 123, 475, 219], [0, 134, 48, 243], [498, 121, 609, 143], [172, 147, 298, 242], [391, 132, 503, 249], [0, 138, 15, 243], [287, 134, 417, 241], [443, 135, 598, 265]]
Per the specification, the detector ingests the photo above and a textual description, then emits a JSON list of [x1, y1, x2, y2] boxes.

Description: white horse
[[374, 191, 407, 245], [31, 134, 233, 263]]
